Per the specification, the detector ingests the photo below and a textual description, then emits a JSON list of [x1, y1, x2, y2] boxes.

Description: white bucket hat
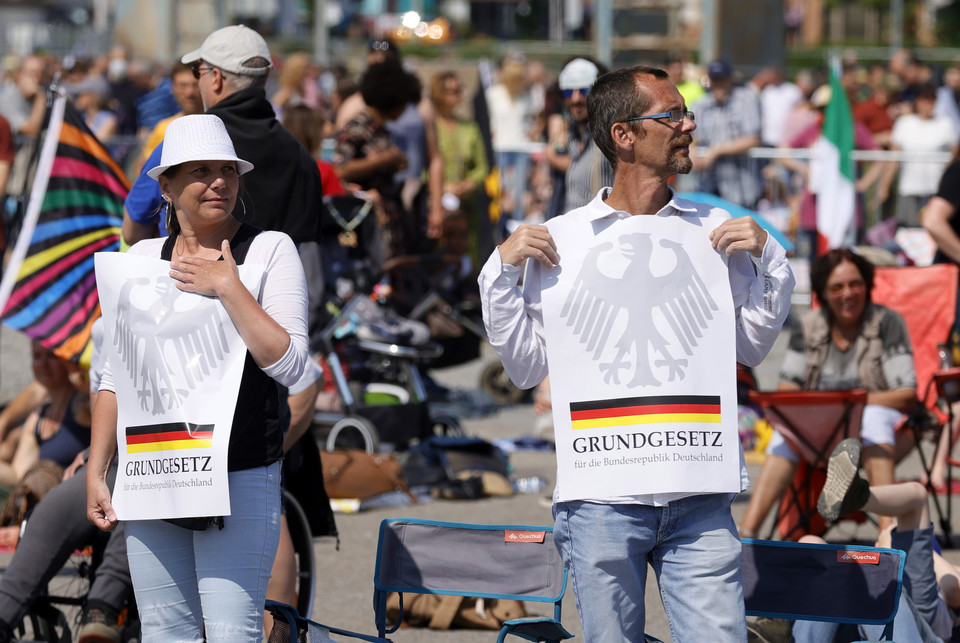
[[147, 114, 254, 180], [180, 25, 272, 77]]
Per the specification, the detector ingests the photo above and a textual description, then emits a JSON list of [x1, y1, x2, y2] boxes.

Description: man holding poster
[[479, 65, 794, 641]]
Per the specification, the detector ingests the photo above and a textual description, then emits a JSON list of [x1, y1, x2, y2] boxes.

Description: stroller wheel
[[431, 414, 465, 437], [326, 415, 381, 453], [479, 361, 527, 405]]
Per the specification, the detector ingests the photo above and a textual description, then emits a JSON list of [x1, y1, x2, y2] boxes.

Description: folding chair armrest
[[266, 600, 390, 643], [497, 616, 574, 643], [324, 625, 392, 642]]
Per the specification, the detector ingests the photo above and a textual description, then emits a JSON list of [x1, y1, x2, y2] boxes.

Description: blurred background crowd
[[1, 41, 959, 276]]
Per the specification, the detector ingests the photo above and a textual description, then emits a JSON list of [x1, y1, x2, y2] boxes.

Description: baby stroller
[[378, 251, 527, 405], [310, 194, 462, 451]]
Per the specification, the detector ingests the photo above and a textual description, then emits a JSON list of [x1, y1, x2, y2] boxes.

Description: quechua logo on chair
[[504, 530, 546, 544], [125, 422, 215, 453], [836, 550, 880, 565], [569, 395, 721, 430]]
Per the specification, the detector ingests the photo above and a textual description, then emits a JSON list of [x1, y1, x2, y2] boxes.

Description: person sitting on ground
[[0, 319, 134, 643], [739, 248, 917, 538], [0, 380, 47, 464], [0, 342, 90, 492], [793, 437, 956, 642]]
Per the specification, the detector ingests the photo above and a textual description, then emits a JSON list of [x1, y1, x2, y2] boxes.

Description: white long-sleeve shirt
[[100, 230, 309, 393], [479, 188, 795, 505]]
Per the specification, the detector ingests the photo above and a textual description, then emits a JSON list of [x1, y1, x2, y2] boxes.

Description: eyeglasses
[[191, 63, 215, 80], [561, 87, 590, 99], [622, 109, 695, 124], [369, 40, 392, 52]]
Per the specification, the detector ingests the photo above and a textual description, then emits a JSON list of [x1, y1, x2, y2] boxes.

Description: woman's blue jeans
[[125, 461, 282, 642]]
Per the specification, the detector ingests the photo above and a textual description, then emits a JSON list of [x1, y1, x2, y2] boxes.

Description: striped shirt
[[692, 86, 763, 208], [564, 125, 615, 212]]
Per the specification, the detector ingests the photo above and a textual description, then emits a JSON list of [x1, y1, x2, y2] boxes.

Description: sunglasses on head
[[561, 87, 590, 99]]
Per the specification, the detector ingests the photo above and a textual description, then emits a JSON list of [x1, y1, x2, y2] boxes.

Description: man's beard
[[667, 137, 693, 175]]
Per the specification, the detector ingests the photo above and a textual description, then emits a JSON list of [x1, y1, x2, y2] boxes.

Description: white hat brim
[[147, 156, 254, 181]]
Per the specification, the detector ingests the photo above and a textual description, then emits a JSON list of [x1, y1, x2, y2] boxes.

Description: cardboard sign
[[540, 215, 740, 500], [95, 252, 264, 520]]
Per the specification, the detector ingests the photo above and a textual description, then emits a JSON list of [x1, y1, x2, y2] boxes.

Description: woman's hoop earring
[[238, 196, 247, 218], [163, 199, 170, 221]]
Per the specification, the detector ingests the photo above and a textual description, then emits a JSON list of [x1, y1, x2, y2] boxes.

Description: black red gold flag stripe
[[569, 395, 721, 430], [125, 422, 215, 454]]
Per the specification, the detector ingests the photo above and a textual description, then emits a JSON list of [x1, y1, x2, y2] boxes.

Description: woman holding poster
[[87, 114, 308, 642]]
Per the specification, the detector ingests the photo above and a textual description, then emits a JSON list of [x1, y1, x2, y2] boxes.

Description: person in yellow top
[[665, 56, 705, 110], [133, 62, 203, 174]]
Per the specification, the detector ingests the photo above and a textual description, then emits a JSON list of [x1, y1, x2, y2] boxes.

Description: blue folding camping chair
[[742, 538, 906, 641], [373, 518, 573, 642]]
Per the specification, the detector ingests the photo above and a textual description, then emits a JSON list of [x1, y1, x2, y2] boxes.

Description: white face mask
[[107, 58, 128, 82]]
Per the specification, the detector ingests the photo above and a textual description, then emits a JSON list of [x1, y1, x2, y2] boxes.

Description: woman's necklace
[[326, 198, 374, 248], [831, 326, 858, 351]]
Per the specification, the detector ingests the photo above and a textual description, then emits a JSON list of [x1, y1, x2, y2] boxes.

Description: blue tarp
[[679, 191, 795, 252]]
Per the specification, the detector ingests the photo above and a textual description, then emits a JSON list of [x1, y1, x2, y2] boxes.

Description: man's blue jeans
[[553, 493, 747, 642]]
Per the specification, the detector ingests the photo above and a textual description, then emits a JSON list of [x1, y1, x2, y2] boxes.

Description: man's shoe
[[77, 607, 121, 643], [817, 438, 871, 522]]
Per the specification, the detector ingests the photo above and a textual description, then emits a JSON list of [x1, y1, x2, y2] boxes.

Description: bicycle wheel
[[18, 544, 96, 642], [283, 490, 315, 619]]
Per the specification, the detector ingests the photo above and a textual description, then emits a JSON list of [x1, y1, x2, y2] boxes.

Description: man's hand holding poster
[[95, 252, 262, 520], [541, 215, 740, 501]]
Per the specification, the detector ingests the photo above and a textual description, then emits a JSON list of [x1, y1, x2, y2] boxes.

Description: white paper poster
[[541, 215, 740, 501], [94, 252, 263, 520]]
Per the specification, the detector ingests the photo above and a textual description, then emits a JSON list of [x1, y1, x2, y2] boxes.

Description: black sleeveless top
[[161, 224, 283, 471]]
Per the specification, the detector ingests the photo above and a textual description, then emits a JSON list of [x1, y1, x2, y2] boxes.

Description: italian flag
[[813, 65, 856, 250]]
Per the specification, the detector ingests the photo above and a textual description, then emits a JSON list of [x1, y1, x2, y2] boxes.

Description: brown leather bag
[[385, 592, 527, 630], [321, 449, 414, 501]]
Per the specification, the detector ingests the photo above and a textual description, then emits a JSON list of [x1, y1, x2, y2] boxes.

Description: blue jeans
[[125, 461, 282, 642], [553, 493, 747, 642]]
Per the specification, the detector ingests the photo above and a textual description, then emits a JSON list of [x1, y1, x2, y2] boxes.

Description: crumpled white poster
[[95, 252, 264, 520], [540, 215, 740, 501]]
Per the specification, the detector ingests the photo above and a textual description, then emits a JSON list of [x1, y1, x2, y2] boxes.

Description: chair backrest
[[742, 538, 905, 636], [873, 264, 959, 411], [748, 390, 867, 466], [373, 518, 568, 634]]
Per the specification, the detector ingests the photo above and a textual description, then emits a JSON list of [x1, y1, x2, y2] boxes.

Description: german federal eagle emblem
[[560, 233, 719, 387], [112, 277, 231, 415]]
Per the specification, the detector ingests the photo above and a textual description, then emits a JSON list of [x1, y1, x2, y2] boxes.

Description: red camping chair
[[748, 390, 868, 540], [873, 263, 960, 542]]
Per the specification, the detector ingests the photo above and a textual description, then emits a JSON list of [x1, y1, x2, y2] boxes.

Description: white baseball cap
[[180, 25, 272, 77], [558, 58, 600, 91], [147, 114, 254, 180]]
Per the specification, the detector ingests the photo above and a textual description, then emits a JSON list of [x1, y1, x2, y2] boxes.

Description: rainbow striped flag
[[569, 395, 721, 430], [125, 422, 215, 454], [0, 90, 126, 367]]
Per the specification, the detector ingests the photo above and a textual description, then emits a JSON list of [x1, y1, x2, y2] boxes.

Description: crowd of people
[[2, 25, 960, 643], [2, 45, 960, 264]]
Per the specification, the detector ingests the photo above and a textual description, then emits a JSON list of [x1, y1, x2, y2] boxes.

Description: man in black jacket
[[124, 24, 323, 246], [181, 24, 323, 243]]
